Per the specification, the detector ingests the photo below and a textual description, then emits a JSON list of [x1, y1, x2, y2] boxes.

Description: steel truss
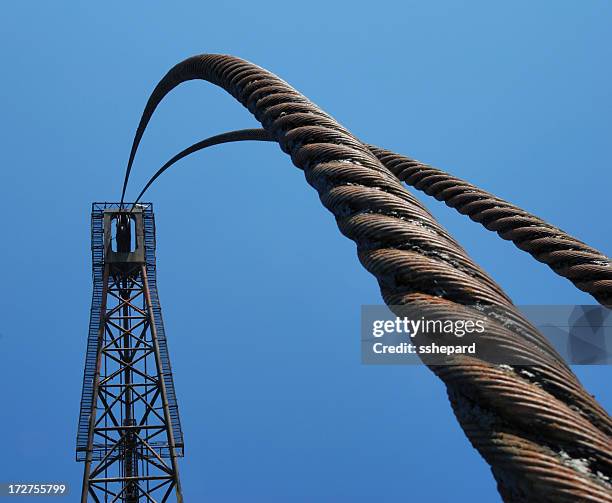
[[77, 203, 183, 503]]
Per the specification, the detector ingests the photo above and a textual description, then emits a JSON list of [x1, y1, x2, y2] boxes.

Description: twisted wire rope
[[370, 145, 612, 309], [131, 128, 611, 308], [122, 54, 612, 502]]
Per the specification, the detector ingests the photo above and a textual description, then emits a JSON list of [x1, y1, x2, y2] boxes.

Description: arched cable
[[131, 128, 271, 207], [123, 54, 612, 502], [132, 128, 611, 308]]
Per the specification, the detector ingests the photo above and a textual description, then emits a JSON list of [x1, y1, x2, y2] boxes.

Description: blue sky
[[0, 1, 610, 501]]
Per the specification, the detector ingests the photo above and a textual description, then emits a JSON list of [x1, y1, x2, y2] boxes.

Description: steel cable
[[370, 145, 612, 309], [131, 128, 611, 308], [122, 54, 612, 502]]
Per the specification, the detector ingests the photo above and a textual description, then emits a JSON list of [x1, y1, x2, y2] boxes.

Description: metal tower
[[77, 203, 184, 502]]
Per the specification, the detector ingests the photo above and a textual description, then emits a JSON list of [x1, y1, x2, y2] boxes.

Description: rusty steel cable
[[121, 54, 612, 502], [131, 128, 611, 308], [370, 145, 612, 309]]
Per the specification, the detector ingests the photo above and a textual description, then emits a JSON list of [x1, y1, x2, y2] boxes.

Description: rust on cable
[[133, 128, 610, 308], [121, 54, 612, 502]]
